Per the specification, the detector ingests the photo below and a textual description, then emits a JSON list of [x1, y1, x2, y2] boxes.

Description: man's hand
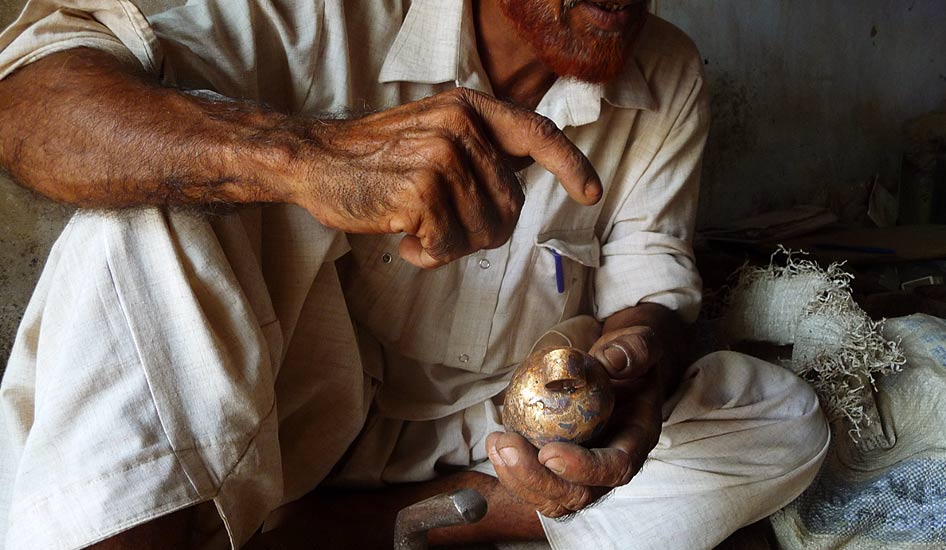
[[488, 305, 683, 518], [1, 51, 599, 265], [291, 87, 601, 268]]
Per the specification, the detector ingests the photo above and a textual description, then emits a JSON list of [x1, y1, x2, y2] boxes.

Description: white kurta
[[0, 1, 828, 549]]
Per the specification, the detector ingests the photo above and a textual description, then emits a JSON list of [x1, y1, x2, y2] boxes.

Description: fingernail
[[605, 344, 633, 373], [489, 445, 507, 467], [545, 457, 566, 475], [498, 447, 519, 466]]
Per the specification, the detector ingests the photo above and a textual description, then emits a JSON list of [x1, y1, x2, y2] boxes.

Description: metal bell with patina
[[502, 347, 615, 448]]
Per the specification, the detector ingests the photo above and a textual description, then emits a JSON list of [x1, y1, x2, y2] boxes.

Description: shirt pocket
[[499, 229, 601, 367], [533, 228, 601, 322]]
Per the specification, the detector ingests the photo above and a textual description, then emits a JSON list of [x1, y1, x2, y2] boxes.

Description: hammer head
[[393, 488, 488, 550]]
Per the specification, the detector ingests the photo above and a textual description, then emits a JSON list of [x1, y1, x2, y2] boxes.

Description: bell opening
[[545, 378, 586, 392]]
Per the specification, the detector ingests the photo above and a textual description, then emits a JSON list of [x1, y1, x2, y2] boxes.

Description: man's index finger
[[458, 88, 602, 205]]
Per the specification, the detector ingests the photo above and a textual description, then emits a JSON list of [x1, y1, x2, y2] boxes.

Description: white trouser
[[329, 348, 830, 550], [0, 209, 828, 549]]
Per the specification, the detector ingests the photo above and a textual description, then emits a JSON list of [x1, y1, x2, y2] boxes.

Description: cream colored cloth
[[335, 355, 831, 550], [1, 209, 361, 549], [336, 318, 830, 550], [0, 206, 829, 549], [0, 1, 772, 548], [539, 351, 829, 550]]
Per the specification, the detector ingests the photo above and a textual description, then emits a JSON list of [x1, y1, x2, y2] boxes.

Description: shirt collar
[[379, 0, 657, 127], [379, 0, 487, 89]]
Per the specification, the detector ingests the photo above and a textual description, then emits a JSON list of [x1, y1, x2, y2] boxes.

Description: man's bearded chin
[[498, 0, 638, 83]]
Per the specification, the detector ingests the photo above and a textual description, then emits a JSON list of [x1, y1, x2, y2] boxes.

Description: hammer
[[393, 489, 488, 550]]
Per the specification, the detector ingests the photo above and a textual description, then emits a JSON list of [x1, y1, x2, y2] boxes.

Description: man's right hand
[[0, 51, 599, 268], [291, 87, 602, 268]]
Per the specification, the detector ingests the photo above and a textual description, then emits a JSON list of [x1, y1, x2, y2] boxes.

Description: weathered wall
[[657, 0, 946, 227], [1, 1, 945, 366]]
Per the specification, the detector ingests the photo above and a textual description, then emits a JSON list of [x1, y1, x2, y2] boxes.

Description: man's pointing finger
[[457, 88, 602, 205]]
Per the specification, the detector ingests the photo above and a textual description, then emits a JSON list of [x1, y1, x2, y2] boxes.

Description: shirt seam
[[115, 0, 158, 72], [602, 74, 703, 239], [4, 35, 131, 77], [100, 240, 203, 497]]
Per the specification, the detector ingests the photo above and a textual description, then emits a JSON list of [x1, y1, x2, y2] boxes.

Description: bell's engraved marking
[[577, 404, 597, 422]]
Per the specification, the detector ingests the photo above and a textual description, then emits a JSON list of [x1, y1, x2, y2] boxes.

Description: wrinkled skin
[[293, 87, 602, 268]]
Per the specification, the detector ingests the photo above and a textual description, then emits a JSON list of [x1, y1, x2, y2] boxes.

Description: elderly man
[[0, 0, 828, 548]]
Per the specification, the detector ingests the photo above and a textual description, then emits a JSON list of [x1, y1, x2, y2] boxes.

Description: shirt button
[[478, 258, 491, 270], [458, 353, 470, 363], [381, 253, 393, 264]]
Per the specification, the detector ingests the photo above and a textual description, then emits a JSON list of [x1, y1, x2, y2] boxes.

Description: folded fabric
[[772, 313, 946, 549]]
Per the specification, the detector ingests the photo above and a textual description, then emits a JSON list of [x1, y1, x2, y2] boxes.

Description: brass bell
[[503, 347, 615, 448]]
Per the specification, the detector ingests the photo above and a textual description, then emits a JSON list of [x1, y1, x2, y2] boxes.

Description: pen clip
[[552, 249, 565, 294]]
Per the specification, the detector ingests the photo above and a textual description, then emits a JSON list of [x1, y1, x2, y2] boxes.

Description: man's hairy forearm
[[0, 47, 305, 209], [0, 47, 598, 266]]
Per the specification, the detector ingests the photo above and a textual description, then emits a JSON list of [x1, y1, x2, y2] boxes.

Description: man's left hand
[[486, 326, 664, 518]]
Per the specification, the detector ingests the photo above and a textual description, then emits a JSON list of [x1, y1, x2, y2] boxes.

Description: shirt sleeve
[[0, 1, 327, 110], [594, 68, 710, 323], [0, 0, 162, 79]]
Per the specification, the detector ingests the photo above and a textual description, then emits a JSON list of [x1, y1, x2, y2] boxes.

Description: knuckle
[[563, 486, 593, 512], [615, 452, 636, 486], [444, 102, 478, 128], [422, 136, 462, 166], [530, 114, 561, 142], [467, 229, 491, 252], [453, 86, 486, 108], [495, 165, 524, 214], [388, 212, 417, 235], [539, 502, 568, 519], [410, 169, 438, 191], [406, 171, 441, 205], [519, 466, 550, 489], [486, 226, 513, 249], [445, 86, 468, 101], [426, 235, 464, 262], [464, 220, 488, 243], [423, 220, 467, 261]]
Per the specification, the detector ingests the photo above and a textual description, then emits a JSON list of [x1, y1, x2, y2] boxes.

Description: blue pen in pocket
[[551, 249, 565, 294]]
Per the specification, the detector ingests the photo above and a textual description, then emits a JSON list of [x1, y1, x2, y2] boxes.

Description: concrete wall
[[1, 1, 945, 365], [656, 0, 946, 227]]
